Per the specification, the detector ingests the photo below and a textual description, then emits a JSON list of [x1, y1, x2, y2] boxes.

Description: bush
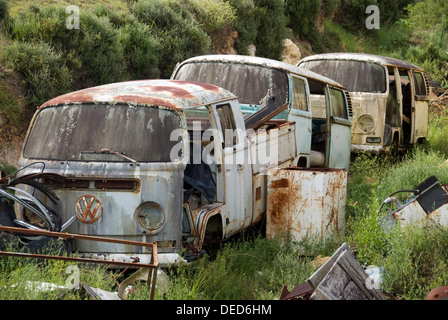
[[0, 0, 12, 32], [173, 0, 236, 35], [4, 41, 72, 106], [227, 0, 260, 55], [133, 0, 211, 78], [0, 79, 23, 126], [285, 0, 321, 39], [253, 0, 287, 60], [119, 15, 161, 79], [12, 5, 126, 89]]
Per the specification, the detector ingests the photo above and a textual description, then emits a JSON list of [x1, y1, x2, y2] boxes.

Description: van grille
[[345, 92, 353, 118]]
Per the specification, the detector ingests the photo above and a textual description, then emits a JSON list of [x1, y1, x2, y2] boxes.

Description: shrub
[[285, 0, 321, 39], [227, 0, 260, 55], [4, 41, 72, 106], [119, 15, 161, 79], [253, 0, 287, 60], [172, 0, 236, 35], [0, 79, 23, 126], [0, 0, 12, 32], [12, 5, 126, 89], [133, 0, 211, 78]]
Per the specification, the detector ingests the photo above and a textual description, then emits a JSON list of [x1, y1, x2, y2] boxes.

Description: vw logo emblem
[[75, 195, 103, 224]]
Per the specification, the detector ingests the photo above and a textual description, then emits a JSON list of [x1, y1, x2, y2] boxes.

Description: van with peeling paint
[[298, 53, 430, 154], [14, 80, 297, 266], [171, 55, 352, 170]]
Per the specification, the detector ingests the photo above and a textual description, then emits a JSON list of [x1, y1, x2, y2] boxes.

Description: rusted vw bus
[[171, 55, 352, 170], [14, 80, 297, 266], [298, 53, 430, 154]]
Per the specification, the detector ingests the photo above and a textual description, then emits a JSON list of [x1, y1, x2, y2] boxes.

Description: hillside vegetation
[[1, 0, 448, 301], [0, 0, 447, 133]]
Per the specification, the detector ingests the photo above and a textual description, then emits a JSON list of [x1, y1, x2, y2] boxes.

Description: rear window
[[300, 60, 387, 93], [173, 62, 289, 106], [23, 104, 181, 162]]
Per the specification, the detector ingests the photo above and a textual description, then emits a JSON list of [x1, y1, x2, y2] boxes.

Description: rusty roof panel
[[299, 53, 424, 71], [173, 54, 347, 89], [39, 80, 234, 109]]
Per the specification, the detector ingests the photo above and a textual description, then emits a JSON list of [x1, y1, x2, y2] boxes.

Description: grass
[[1, 111, 448, 300]]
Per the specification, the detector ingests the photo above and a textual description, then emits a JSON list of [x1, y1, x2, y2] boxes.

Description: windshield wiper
[[100, 148, 140, 166]]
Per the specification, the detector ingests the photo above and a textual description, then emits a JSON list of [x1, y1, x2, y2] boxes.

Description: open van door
[[411, 71, 429, 144], [327, 87, 352, 169]]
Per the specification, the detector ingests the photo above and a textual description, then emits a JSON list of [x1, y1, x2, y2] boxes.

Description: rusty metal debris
[[0, 225, 160, 300], [266, 167, 347, 244], [280, 243, 387, 300], [279, 282, 313, 300], [1, 171, 73, 234], [378, 175, 448, 231]]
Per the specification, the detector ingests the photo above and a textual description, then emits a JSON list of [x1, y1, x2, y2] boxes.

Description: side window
[[216, 103, 237, 147], [184, 106, 211, 131], [329, 88, 348, 119], [292, 77, 308, 111], [413, 72, 428, 96]]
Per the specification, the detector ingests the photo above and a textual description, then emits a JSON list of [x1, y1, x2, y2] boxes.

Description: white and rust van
[[298, 53, 429, 154]]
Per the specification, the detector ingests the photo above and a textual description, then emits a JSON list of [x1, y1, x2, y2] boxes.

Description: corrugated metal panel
[[266, 167, 347, 243]]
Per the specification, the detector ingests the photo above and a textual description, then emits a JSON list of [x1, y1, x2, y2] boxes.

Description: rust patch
[[138, 85, 195, 99], [113, 95, 179, 109], [40, 92, 94, 108], [270, 178, 289, 189]]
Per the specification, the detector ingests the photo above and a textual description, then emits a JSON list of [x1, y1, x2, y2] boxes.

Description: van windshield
[[173, 62, 289, 106], [300, 60, 386, 93], [23, 104, 182, 162]]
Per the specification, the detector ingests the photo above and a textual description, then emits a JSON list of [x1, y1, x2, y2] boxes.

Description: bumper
[[351, 143, 386, 154], [79, 252, 187, 268]]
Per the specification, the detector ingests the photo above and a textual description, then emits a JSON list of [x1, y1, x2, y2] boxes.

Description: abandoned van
[[298, 53, 430, 154], [171, 55, 352, 170], [14, 80, 297, 266]]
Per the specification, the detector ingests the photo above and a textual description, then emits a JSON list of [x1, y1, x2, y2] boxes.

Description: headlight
[[136, 202, 165, 231], [358, 115, 375, 133]]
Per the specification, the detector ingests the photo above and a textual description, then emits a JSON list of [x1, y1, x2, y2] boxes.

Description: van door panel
[[412, 71, 429, 143], [327, 87, 352, 169]]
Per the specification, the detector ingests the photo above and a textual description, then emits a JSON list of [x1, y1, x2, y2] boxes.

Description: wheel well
[[204, 214, 223, 245]]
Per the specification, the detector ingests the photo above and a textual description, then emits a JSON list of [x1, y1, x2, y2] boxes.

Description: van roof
[[39, 80, 235, 110], [172, 54, 346, 89], [299, 53, 424, 71]]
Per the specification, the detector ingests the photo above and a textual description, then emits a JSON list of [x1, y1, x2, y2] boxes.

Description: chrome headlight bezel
[[357, 115, 375, 133], [135, 202, 165, 233]]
